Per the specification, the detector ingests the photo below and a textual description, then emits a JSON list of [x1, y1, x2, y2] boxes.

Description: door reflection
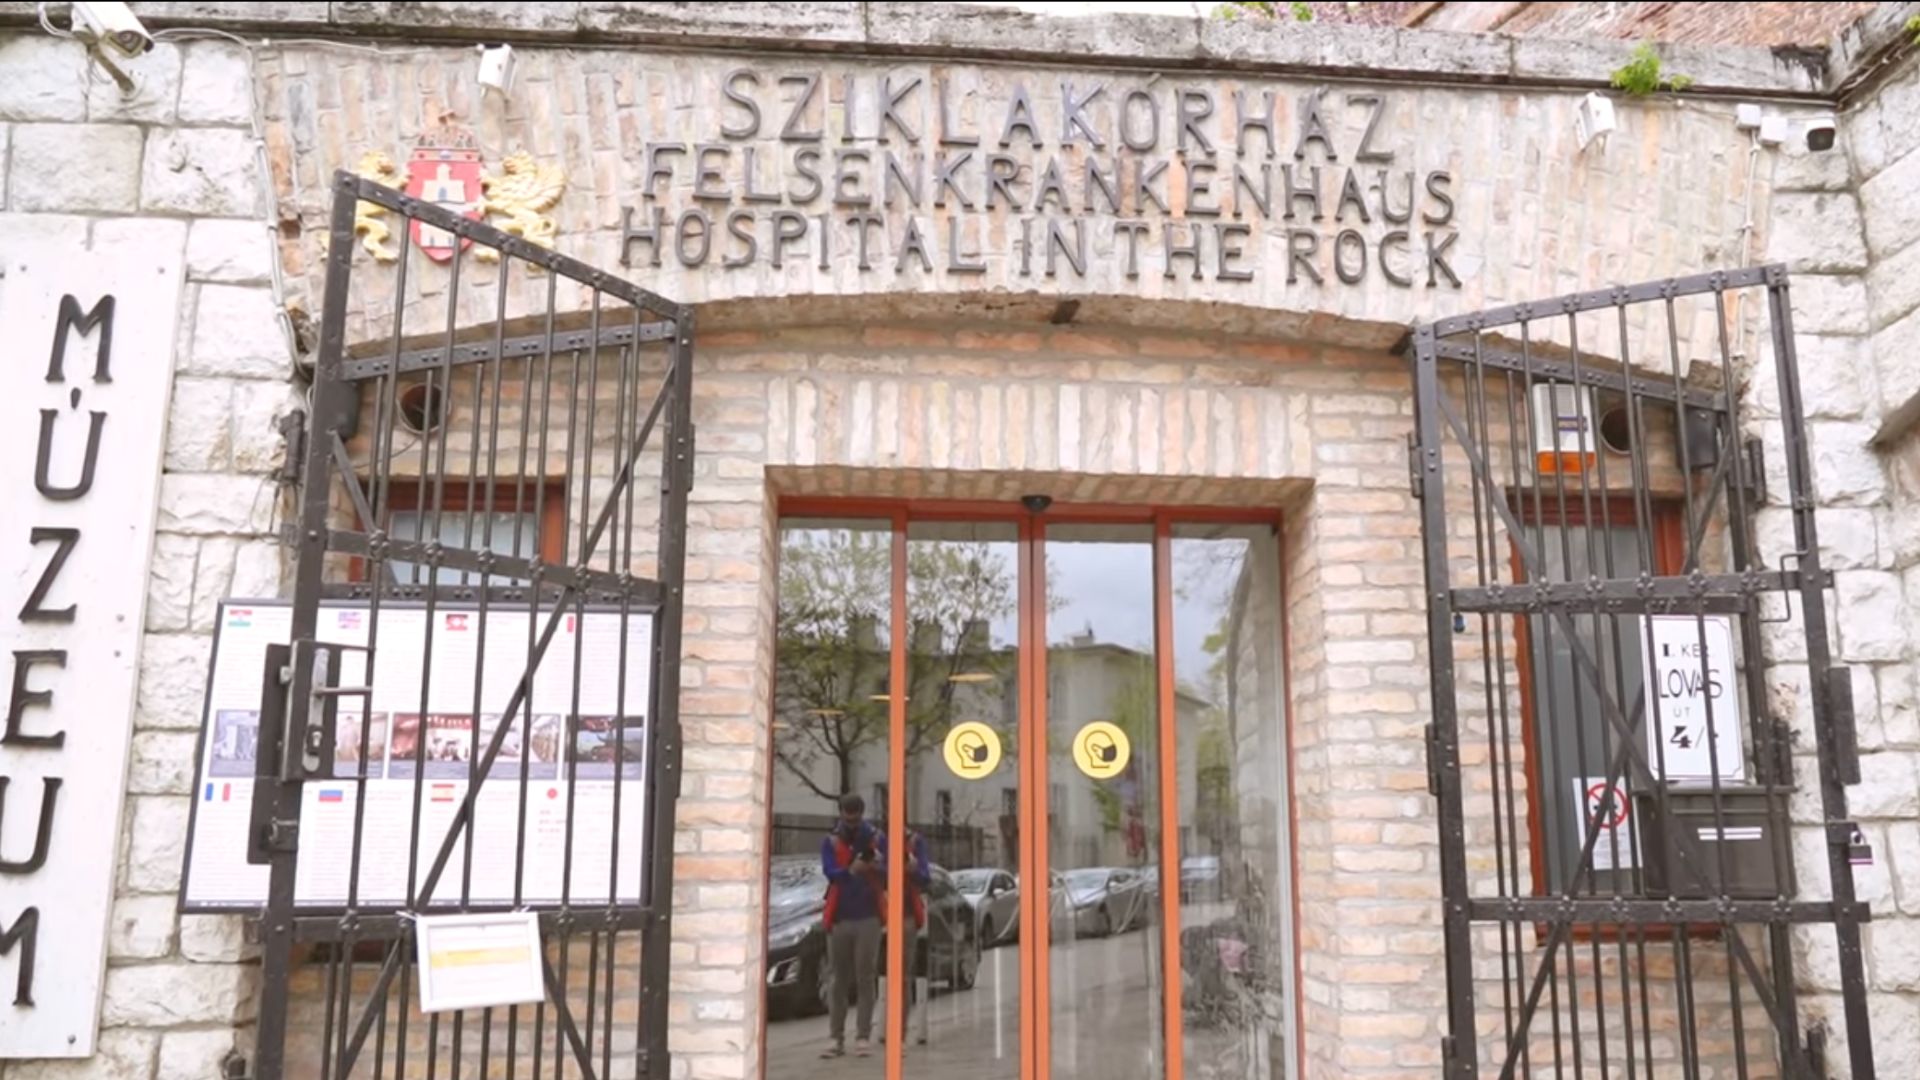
[[900, 520, 1020, 1080], [766, 518, 892, 1080], [1044, 524, 1165, 1080]]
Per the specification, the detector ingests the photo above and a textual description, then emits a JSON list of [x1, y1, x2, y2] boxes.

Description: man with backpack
[[820, 793, 887, 1058]]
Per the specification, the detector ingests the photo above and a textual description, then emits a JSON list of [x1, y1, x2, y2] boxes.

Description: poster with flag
[[180, 599, 652, 913]]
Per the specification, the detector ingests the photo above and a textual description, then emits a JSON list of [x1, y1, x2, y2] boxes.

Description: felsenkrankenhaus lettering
[[620, 75, 1460, 286]]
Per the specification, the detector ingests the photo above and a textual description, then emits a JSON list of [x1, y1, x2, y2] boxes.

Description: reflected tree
[[773, 529, 1021, 800]]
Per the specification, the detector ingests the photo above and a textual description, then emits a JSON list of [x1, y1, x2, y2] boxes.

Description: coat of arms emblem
[[350, 123, 568, 269], [405, 124, 485, 263]]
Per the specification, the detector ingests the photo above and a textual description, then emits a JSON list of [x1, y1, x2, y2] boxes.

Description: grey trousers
[[827, 916, 882, 1043]]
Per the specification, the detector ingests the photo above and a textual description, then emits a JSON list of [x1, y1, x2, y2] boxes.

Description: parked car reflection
[[1050, 867, 1153, 938], [1180, 854, 1223, 902], [764, 854, 984, 1019], [952, 868, 1020, 947]]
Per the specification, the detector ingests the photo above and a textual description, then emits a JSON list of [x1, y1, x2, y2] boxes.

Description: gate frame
[[1408, 265, 1875, 1079], [247, 170, 695, 1080]]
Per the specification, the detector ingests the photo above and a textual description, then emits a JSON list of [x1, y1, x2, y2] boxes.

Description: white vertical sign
[[1642, 615, 1745, 782], [0, 240, 186, 1055]]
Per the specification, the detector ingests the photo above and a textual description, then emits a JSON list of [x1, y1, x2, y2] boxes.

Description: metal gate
[[247, 171, 693, 1079], [1409, 266, 1875, 1078]]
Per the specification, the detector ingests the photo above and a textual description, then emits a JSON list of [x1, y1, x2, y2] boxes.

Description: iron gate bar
[[1411, 264, 1876, 1080], [1466, 899, 1868, 923], [319, 582, 642, 606], [1450, 569, 1820, 613], [1431, 340, 1728, 411], [1767, 275, 1877, 1080], [254, 170, 690, 1080], [323, 529, 668, 603], [640, 315, 694, 1080], [341, 320, 675, 382], [1426, 265, 1773, 337]]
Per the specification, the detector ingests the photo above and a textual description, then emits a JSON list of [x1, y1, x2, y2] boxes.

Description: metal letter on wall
[[1408, 266, 1875, 1079], [203, 173, 693, 1080], [0, 239, 188, 1055]]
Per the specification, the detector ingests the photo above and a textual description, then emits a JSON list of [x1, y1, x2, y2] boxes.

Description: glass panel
[[1044, 523, 1164, 1080], [1527, 522, 1647, 896], [903, 520, 1020, 1076], [389, 508, 538, 585], [1170, 523, 1294, 1080], [766, 518, 893, 1077]]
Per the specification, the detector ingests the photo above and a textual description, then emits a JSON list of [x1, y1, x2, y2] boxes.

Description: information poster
[[181, 599, 652, 912]]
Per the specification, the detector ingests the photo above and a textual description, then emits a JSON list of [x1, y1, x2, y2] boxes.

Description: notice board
[[181, 599, 652, 913]]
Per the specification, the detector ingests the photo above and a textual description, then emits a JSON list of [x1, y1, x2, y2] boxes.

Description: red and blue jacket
[[822, 826, 930, 930]]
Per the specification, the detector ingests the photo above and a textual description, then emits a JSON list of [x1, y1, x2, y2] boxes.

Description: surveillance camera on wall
[[68, 1, 153, 58], [1575, 92, 1616, 153], [1804, 114, 1839, 153]]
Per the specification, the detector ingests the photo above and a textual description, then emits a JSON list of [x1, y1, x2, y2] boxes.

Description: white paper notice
[[1641, 615, 1745, 781], [415, 911, 546, 1013]]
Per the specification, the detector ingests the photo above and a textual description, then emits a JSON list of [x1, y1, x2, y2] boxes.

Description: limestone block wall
[[1751, 40, 1920, 1073], [0, 30, 294, 1080]]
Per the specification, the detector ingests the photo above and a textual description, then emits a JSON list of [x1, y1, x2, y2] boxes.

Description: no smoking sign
[[1571, 776, 1637, 871]]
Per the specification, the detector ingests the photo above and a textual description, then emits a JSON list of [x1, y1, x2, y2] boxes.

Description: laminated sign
[[1641, 615, 1744, 781], [415, 911, 545, 1013]]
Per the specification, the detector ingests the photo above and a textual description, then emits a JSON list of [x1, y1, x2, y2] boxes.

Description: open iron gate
[[1408, 266, 1875, 1079], [247, 171, 692, 1080]]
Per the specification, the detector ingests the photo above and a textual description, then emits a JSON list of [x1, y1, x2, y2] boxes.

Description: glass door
[[764, 507, 1295, 1080], [1039, 523, 1168, 1080]]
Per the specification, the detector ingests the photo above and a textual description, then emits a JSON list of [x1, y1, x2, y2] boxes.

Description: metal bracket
[[263, 818, 300, 854], [1804, 1025, 1827, 1080], [1681, 406, 1722, 471]]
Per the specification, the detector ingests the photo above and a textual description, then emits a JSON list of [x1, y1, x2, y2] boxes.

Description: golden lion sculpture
[[478, 151, 567, 267]]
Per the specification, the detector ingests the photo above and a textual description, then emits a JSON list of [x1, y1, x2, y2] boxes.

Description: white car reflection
[[952, 868, 1021, 947], [1050, 867, 1153, 938]]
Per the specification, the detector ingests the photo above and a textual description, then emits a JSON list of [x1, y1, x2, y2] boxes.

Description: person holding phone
[[820, 792, 888, 1058]]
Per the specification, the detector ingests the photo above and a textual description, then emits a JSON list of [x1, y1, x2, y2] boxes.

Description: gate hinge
[[1424, 722, 1444, 797], [1738, 436, 1768, 506], [1407, 432, 1425, 500], [1825, 666, 1861, 785], [276, 408, 307, 487], [637, 1045, 675, 1080]]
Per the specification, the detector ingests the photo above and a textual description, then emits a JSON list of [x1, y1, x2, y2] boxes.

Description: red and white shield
[[405, 126, 483, 263]]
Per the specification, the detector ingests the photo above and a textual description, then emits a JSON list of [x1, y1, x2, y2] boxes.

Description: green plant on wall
[[1215, 1, 1317, 21], [1908, 14, 1920, 45], [1611, 42, 1695, 96]]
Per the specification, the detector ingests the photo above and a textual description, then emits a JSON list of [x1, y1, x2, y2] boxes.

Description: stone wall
[[0, 29, 294, 1080], [1764, 40, 1920, 1069]]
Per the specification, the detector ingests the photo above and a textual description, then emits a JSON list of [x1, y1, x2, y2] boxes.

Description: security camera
[[1804, 114, 1838, 153], [69, 2, 153, 58]]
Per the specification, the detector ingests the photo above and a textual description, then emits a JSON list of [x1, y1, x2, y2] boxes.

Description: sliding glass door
[[763, 505, 1295, 1080]]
